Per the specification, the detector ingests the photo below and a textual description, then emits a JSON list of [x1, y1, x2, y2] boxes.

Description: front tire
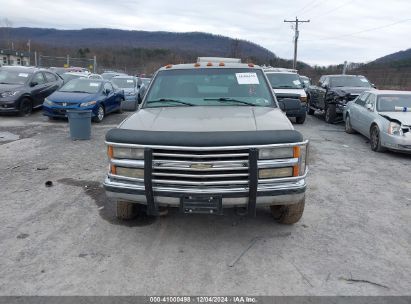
[[116, 200, 140, 220], [18, 98, 33, 117], [270, 200, 305, 224], [345, 114, 355, 134], [325, 104, 336, 124], [307, 98, 315, 115], [370, 125, 386, 152], [93, 104, 105, 123], [295, 114, 306, 124]]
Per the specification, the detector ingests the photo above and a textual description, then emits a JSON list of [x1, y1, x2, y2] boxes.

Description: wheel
[[18, 98, 33, 116], [324, 104, 336, 124], [307, 98, 315, 115], [116, 200, 140, 220], [345, 114, 356, 134], [295, 114, 306, 124], [93, 104, 105, 123], [370, 125, 386, 152], [270, 200, 305, 224]]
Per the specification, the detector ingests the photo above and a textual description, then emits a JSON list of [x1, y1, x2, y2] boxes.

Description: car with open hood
[[0, 66, 62, 116], [344, 90, 411, 153], [42, 78, 124, 122], [103, 58, 309, 224]]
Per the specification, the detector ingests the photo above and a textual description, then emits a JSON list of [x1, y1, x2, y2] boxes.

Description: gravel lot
[[0, 109, 410, 296]]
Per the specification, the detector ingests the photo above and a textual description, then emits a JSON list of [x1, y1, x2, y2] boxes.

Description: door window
[[355, 92, 369, 107], [32, 73, 46, 85], [104, 82, 113, 93], [44, 72, 58, 82], [365, 94, 376, 110]]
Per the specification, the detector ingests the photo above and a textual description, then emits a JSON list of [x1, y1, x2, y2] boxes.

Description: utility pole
[[284, 17, 310, 69]]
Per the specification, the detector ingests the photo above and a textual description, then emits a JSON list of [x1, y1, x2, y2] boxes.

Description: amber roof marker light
[[194, 63, 201, 68], [219, 62, 225, 66], [165, 64, 173, 69]]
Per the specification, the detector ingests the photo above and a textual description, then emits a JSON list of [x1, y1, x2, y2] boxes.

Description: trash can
[[67, 110, 92, 140]]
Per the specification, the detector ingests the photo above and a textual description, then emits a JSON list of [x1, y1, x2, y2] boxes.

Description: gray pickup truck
[[103, 58, 309, 224]]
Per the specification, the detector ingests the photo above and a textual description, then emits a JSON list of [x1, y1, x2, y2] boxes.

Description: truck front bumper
[[103, 174, 307, 208]]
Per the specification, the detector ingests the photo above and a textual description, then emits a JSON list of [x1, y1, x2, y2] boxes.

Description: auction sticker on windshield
[[127, 80, 133, 83], [18, 73, 29, 77], [236, 73, 259, 85], [89, 83, 99, 87]]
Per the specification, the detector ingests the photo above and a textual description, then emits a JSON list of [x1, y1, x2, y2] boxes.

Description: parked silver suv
[[103, 58, 309, 224]]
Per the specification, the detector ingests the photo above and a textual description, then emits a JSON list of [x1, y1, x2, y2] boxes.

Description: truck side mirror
[[366, 103, 373, 111]]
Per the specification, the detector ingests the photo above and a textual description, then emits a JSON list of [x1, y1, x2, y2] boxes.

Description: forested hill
[[1, 27, 275, 61], [371, 48, 411, 65]]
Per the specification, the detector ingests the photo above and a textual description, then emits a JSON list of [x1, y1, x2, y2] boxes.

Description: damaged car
[[307, 74, 374, 123], [344, 90, 411, 152]]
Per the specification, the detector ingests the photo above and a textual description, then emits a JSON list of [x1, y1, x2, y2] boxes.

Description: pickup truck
[[103, 58, 309, 224], [263, 67, 307, 124], [307, 74, 374, 123]]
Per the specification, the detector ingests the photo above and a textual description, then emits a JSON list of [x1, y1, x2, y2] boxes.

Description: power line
[[308, 0, 355, 19], [292, 0, 321, 16], [284, 17, 310, 68], [301, 18, 411, 42]]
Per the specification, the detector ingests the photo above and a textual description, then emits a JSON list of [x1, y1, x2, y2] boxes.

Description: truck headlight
[[259, 167, 293, 179], [259, 147, 294, 159], [115, 167, 144, 179], [80, 100, 97, 107], [108, 146, 144, 159], [388, 122, 403, 136]]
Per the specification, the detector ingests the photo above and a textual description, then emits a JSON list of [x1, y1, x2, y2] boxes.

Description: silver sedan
[[343, 90, 411, 152]]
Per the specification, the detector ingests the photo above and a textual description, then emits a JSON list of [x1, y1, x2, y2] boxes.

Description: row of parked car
[[261, 66, 410, 153], [0, 65, 151, 121]]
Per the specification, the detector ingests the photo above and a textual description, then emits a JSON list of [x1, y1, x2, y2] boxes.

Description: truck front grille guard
[[106, 140, 309, 216]]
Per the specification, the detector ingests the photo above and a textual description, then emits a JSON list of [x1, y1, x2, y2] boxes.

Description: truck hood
[[380, 112, 411, 126], [120, 106, 293, 132]]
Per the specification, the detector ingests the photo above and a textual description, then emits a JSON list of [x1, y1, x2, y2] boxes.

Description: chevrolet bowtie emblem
[[190, 163, 213, 169], [62, 102, 67, 107]]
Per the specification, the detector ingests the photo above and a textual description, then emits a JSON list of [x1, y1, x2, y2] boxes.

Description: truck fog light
[[259, 147, 294, 159], [259, 167, 293, 179], [116, 167, 144, 179], [112, 147, 144, 159]]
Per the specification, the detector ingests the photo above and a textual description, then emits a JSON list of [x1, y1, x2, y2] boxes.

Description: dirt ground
[[0, 109, 410, 296]]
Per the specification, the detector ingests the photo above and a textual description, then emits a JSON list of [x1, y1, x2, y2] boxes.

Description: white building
[[0, 49, 30, 67]]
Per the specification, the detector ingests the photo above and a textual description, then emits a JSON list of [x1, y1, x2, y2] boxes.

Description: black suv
[[0, 66, 63, 116], [306, 74, 374, 123]]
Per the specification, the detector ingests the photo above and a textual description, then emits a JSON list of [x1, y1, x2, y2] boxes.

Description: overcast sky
[[1, 0, 411, 66]]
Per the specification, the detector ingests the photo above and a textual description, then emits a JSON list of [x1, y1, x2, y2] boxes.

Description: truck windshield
[[330, 76, 372, 88], [144, 68, 276, 108], [266, 73, 303, 89], [377, 94, 411, 112]]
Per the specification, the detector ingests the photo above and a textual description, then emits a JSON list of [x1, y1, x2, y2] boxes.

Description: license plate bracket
[[180, 195, 222, 215]]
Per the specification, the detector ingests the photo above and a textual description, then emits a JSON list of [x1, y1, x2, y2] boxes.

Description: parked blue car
[[43, 78, 124, 122]]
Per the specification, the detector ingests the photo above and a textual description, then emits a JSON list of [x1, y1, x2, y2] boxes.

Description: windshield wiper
[[204, 97, 256, 106], [60, 90, 90, 93], [275, 85, 295, 88], [146, 98, 194, 106], [0, 82, 13, 84]]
